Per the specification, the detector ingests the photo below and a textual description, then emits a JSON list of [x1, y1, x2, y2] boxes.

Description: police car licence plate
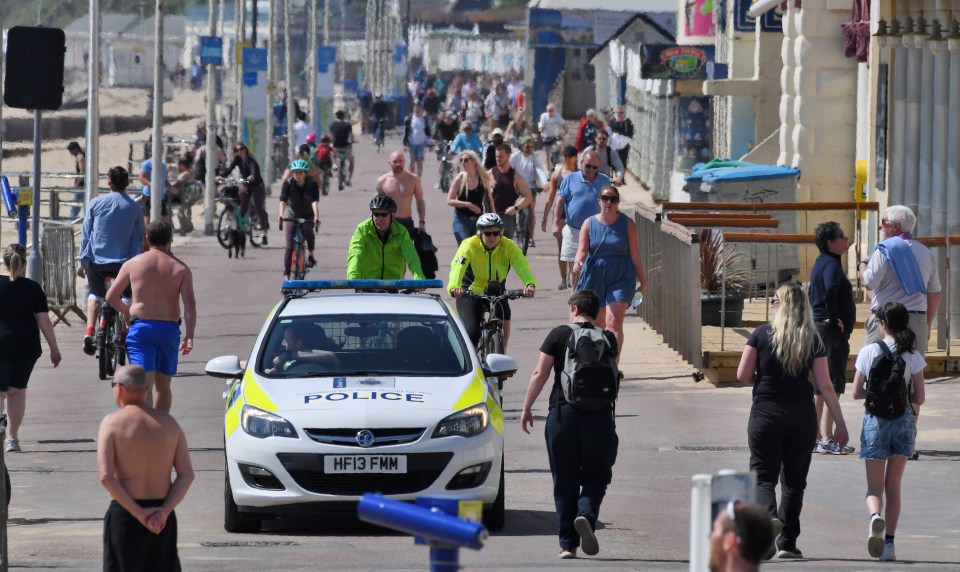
[[324, 455, 407, 474]]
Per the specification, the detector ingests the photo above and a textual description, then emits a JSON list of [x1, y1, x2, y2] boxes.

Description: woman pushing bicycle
[[448, 213, 537, 350], [278, 160, 320, 281]]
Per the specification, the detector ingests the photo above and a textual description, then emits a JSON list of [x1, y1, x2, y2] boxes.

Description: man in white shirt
[[293, 116, 311, 148], [510, 135, 547, 246], [538, 103, 567, 168]]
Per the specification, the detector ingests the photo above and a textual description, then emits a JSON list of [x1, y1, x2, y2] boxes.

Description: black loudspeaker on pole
[[3, 26, 66, 111]]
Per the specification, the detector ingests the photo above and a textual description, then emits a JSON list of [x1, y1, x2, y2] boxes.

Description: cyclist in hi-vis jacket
[[347, 195, 425, 280], [448, 213, 537, 349]]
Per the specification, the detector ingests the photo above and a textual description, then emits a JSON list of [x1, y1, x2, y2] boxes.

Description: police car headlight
[[241, 405, 298, 439], [432, 403, 489, 438]]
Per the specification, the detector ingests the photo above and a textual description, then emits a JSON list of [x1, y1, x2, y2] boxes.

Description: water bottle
[[631, 291, 643, 310]]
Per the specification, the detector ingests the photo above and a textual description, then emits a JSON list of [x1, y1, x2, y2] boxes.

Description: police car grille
[[277, 452, 454, 495], [303, 428, 426, 447]]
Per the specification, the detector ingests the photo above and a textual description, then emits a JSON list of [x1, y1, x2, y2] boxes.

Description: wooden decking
[[701, 298, 960, 383]]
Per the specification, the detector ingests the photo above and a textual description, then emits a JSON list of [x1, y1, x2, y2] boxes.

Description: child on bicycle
[[278, 160, 321, 280], [448, 213, 537, 350], [313, 135, 334, 195]]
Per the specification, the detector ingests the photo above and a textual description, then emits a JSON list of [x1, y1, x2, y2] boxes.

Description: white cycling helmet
[[476, 213, 504, 232]]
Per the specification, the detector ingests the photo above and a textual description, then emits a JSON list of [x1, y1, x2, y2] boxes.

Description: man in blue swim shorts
[[107, 221, 196, 412]]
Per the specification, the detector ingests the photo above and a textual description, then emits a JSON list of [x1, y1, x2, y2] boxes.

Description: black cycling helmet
[[369, 195, 398, 213]]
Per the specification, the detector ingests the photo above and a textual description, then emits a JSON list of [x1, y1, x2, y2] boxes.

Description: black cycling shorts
[[86, 262, 127, 299]]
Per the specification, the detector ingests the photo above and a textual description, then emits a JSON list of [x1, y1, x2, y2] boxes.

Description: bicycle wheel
[[338, 158, 346, 190], [112, 311, 126, 372], [291, 236, 307, 280], [247, 209, 265, 248], [490, 330, 504, 355], [97, 315, 109, 380], [322, 172, 331, 196], [515, 208, 529, 255], [217, 209, 238, 249], [440, 162, 451, 193]]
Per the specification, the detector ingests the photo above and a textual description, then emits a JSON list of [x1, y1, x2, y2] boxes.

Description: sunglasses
[[482, 231, 502, 237], [372, 211, 391, 218], [583, 164, 600, 170], [235, 147, 246, 152], [770, 298, 781, 306], [835, 232, 847, 240], [600, 195, 619, 203], [110, 381, 123, 388], [459, 157, 473, 163]]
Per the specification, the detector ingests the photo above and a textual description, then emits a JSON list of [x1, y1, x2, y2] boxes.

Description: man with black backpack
[[521, 290, 619, 560]]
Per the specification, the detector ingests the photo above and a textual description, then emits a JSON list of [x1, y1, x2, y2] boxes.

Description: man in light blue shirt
[[78, 167, 145, 355], [553, 150, 610, 287], [450, 122, 483, 155], [138, 153, 169, 224]]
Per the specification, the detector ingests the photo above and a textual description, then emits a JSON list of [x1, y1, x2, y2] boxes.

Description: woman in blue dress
[[572, 186, 646, 353]]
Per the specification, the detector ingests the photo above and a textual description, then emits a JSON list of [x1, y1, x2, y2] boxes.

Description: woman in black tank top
[[447, 150, 492, 245]]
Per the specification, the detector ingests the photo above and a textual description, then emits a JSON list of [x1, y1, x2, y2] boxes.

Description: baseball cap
[[520, 135, 535, 145], [492, 128, 503, 137]]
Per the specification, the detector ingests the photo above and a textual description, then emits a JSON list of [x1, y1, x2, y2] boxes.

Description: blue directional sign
[[242, 47, 268, 72], [318, 45, 337, 66], [199, 36, 223, 66], [392, 44, 408, 64]]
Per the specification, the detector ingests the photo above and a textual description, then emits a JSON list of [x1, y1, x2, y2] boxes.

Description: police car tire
[[224, 465, 262, 533], [483, 456, 505, 532]]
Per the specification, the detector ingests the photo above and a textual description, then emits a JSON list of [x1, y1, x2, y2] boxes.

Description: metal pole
[[86, 0, 101, 212], [251, 0, 258, 46], [309, 0, 317, 133], [205, 0, 219, 235], [323, 0, 330, 44], [236, 0, 246, 140], [151, 0, 164, 222], [264, 0, 276, 187], [0, 3, 5, 177], [284, 0, 297, 164], [27, 111, 43, 283]]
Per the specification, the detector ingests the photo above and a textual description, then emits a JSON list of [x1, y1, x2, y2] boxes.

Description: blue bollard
[[1, 176, 15, 216], [357, 494, 487, 571]]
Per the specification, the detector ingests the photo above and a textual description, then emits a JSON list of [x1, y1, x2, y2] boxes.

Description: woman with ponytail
[[736, 282, 849, 559], [0, 244, 62, 453], [852, 302, 925, 562]]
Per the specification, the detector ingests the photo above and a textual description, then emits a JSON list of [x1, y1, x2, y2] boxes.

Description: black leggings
[[239, 182, 269, 230], [455, 296, 511, 346]]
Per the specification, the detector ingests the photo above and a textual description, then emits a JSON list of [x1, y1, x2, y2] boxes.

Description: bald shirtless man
[[97, 365, 194, 572], [107, 221, 196, 412], [375, 150, 426, 237]]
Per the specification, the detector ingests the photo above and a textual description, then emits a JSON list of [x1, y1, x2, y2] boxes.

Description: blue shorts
[[126, 319, 180, 376], [408, 143, 427, 161], [860, 409, 917, 460]]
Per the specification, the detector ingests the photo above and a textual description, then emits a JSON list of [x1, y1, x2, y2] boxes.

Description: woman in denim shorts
[[853, 302, 926, 562]]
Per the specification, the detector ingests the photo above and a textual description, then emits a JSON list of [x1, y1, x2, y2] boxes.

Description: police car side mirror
[[482, 354, 517, 379], [206, 355, 244, 379]]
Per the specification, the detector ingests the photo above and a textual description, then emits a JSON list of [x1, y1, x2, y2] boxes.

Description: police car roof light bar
[[282, 279, 445, 292]]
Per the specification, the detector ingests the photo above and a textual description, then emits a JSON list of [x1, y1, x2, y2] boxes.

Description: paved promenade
[[1, 131, 958, 570]]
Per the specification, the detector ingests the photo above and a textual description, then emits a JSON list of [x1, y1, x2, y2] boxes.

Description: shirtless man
[[375, 150, 426, 237], [106, 221, 196, 412], [97, 365, 194, 572]]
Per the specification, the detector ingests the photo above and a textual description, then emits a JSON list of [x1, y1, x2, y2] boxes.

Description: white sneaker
[[574, 516, 599, 556], [879, 540, 896, 561], [5, 438, 20, 453], [868, 514, 886, 558]]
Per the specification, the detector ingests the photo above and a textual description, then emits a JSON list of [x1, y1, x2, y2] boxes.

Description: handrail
[[720, 233, 960, 246], [661, 201, 880, 212], [666, 218, 779, 228], [666, 213, 775, 221]]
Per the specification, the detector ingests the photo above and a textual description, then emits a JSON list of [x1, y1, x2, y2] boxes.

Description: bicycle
[[462, 288, 527, 399], [373, 117, 386, 153], [437, 142, 455, 193], [282, 217, 311, 280], [216, 177, 266, 249], [96, 276, 127, 380], [170, 180, 203, 236], [334, 149, 349, 191], [541, 135, 562, 173], [514, 206, 531, 255]]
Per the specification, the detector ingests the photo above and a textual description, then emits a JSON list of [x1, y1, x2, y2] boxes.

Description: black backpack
[[864, 342, 910, 419], [559, 325, 620, 411]]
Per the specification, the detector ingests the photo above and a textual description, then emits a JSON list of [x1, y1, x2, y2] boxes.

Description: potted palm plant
[[699, 229, 748, 327]]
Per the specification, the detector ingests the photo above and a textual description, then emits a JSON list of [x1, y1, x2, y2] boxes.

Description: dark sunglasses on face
[[600, 195, 619, 203], [482, 231, 501, 237], [583, 164, 600, 170], [459, 157, 472, 163], [372, 211, 391, 218], [770, 298, 781, 306], [835, 232, 847, 240]]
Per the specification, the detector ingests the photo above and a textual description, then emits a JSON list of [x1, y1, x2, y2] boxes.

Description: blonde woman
[[446, 150, 492, 245], [0, 244, 61, 452], [736, 282, 849, 560]]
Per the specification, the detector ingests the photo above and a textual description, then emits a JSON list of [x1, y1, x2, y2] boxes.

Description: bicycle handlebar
[[461, 289, 528, 302]]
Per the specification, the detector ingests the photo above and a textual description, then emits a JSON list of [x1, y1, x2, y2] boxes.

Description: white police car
[[205, 280, 517, 533]]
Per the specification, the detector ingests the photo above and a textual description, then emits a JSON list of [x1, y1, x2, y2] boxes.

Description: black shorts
[[85, 262, 126, 299], [814, 322, 850, 396], [141, 196, 169, 218], [0, 359, 37, 391], [103, 499, 180, 572]]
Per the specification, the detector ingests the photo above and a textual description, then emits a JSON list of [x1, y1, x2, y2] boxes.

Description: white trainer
[[868, 514, 886, 558]]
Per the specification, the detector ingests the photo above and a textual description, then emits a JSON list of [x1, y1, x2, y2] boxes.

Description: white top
[[510, 150, 547, 189], [863, 239, 941, 310], [538, 113, 566, 138], [294, 120, 310, 147], [407, 115, 429, 146], [855, 338, 927, 381]]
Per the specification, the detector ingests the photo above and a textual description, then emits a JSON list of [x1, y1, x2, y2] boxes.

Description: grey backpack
[[560, 325, 619, 410]]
